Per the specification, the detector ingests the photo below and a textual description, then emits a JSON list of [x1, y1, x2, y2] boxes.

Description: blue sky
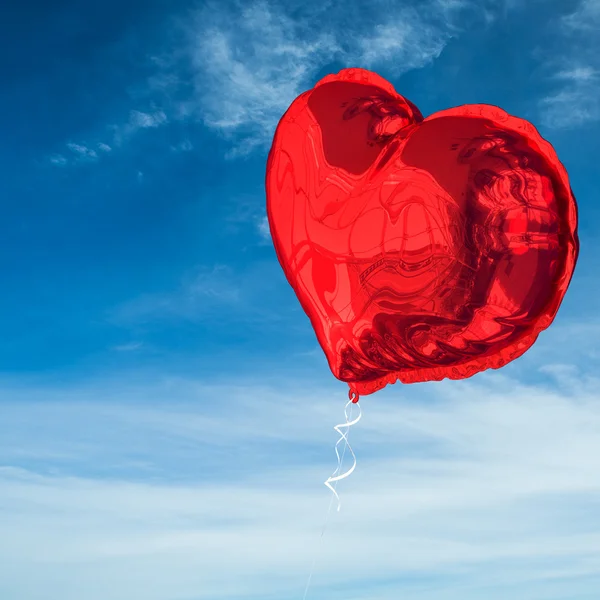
[[1, 0, 600, 598]]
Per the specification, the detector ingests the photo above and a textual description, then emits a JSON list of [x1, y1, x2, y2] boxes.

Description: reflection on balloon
[[266, 68, 579, 398]]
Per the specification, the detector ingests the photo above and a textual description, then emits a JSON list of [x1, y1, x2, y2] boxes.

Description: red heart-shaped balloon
[[266, 68, 579, 396]]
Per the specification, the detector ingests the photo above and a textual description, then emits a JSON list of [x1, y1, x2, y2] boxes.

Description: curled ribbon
[[324, 398, 362, 511]]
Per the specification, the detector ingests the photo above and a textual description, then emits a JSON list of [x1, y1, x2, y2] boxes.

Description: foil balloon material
[[266, 68, 579, 397]]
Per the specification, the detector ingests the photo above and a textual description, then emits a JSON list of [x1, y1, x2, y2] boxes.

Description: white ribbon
[[324, 399, 362, 512], [302, 396, 363, 600]]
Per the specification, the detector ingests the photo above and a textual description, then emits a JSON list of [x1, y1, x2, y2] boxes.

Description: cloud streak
[[108, 258, 299, 330], [2, 320, 600, 599], [174, 0, 497, 156], [67, 142, 98, 160], [43, 0, 517, 162], [110, 264, 242, 324], [539, 0, 600, 128], [49, 141, 112, 167]]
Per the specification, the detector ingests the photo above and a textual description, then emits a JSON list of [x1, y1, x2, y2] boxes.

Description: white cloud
[[66, 142, 98, 160], [222, 194, 272, 243], [128, 109, 168, 129], [357, 20, 446, 68], [539, 0, 600, 128], [49, 154, 68, 166], [51, 141, 113, 166], [170, 139, 193, 152], [257, 215, 270, 241], [109, 110, 170, 147], [1, 330, 600, 600], [555, 66, 598, 82], [108, 257, 304, 331], [561, 0, 600, 31], [179, 0, 494, 156], [67, 142, 98, 159], [188, 3, 338, 151], [45, 0, 511, 161], [110, 264, 242, 324], [539, 86, 599, 128]]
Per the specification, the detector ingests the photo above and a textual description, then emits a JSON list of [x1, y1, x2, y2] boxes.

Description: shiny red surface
[[266, 68, 579, 396]]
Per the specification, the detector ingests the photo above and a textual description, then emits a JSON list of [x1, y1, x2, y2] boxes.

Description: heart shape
[[266, 68, 578, 396]]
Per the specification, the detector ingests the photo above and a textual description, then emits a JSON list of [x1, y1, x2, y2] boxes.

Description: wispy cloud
[[561, 0, 600, 31], [49, 154, 68, 166], [187, 2, 338, 155], [555, 66, 598, 82], [539, 86, 599, 128], [257, 215, 271, 242], [108, 259, 302, 333], [539, 0, 600, 128], [222, 194, 272, 243], [49, 109, 169, 164], [170, 139, 193, 152], [128, 109, 168, 130], [110, 264, 242, 324], [357, 20, 446, 68], [49, 141, 112, 167], [171, 0, 498, 156], [67, 142, 98, 160], [111, 109, 170, 146], [1, 324, 599, 599], [112, 341, 143, 352], [44, 0, 512, 162]]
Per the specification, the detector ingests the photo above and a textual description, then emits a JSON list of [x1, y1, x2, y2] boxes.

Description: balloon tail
[[302, 394, 363, 600], [324, 397, 362, 512]]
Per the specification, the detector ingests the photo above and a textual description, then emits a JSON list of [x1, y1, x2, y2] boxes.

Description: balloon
[[266, 68, 579, 397]]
